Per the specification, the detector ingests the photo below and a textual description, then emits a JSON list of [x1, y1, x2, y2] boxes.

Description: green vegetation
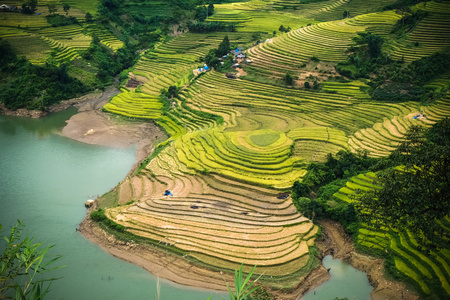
[[292, 120, 450, 298], [356, 120, 450, 246], [226, 264, 259, 300], [3, 0, 450, 297], [0, 222, 63, 299], [90, 209, 125, 232], [0, 40, 88, 110]]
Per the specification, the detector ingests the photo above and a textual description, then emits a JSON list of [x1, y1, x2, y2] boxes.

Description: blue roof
[[235, 48, 240, 52], [204, 66, 209, 70]]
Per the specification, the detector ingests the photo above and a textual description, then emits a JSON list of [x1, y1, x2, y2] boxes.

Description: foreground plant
[[0, 221, 63, 299], [226, 264, 259, 300]]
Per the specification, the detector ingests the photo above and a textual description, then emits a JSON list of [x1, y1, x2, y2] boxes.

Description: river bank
[[59, 87, 166, 166], [79, 210, 419, 299], [1, 90, 420, 299], [316, 220, 419, 300], [78, 211, 330, 300], [0, 87, 166, 168]]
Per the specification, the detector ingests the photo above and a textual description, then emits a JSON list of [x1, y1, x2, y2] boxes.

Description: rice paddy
[[2, 0, 446, 293], [100, 2, 450, 288], [0, 1, 122, 65], [333, 172, 450, 297]]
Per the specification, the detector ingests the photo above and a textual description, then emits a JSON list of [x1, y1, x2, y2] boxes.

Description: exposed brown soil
[[125, 77, 143, 89], [316, 220, 420, 300], [60, 87, 166, 166]]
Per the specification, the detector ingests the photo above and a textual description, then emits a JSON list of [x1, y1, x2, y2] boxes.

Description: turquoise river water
[[0, 110, 373, 300]]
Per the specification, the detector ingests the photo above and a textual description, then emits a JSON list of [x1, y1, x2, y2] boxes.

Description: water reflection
[[0, 107, 77, 137]]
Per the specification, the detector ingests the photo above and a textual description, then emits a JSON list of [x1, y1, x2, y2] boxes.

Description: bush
[[46, 14, 78, 27]]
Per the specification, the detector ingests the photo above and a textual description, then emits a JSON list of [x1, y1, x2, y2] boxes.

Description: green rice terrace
[[334, 171, 450, 297], [2, 0, 449, 297], [95, 0, 450, 296], [0, 0, 121, 64]]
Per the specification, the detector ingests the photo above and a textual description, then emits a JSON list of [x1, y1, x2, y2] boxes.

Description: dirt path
[[316, 220, 419, 300]]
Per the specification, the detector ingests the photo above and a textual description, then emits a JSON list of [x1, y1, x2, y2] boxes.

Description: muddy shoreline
[[78, 212, 330, 300], [79, 213, 419, 299]]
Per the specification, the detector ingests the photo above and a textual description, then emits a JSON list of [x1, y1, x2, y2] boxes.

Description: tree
[[216, 35, 230, 57], [47, 2, 58, 14], [85, 12, 93, 23], [366, 33, 384, 58], [21, 0, 38, 14], [279, 24, 285, 32], [208, 3, 214, 16], [343, 10, 350, 18], [355, 120, 450, 247], [195, 5, 207, 22], [283, 73, 294, 85], [251, 32, 261, 42], [0, 222, 63, 299], [63, 3, 70, 15]]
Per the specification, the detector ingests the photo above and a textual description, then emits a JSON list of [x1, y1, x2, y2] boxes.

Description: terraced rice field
[[387, 1, 450, 62], [37, 24, 92, 62], [333, 173, 450, 297], [245, 10, 401, 79], [0, 3, 106, 64], [3, 34, 52, 64], [299, 0, 398, 21], [0, 11, 49, 29], [99, 1, 450, 289], [85, 25, 123, 51]]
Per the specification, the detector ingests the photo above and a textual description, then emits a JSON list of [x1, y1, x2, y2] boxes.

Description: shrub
[[46, 14, 78, 27]]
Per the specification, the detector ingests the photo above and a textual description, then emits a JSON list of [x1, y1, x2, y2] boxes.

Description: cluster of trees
[[0, 39, 88, 110], [82, 35, 138, 84], [278, 24, 291, 33], [292, 149, 377, 233], [46, 14, 78, 27], [356, 119, 450, 247], [187, 21, 236, 33], [45, 2, 77, 26], [194, 3, 215, 21], [337, 26, 449, 102], [370, 50, 450, 101], [21, 0, 38, 14], [97, 0, 220, 44], [203, 35, 231, 69], [292, 118, 450, 246]]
